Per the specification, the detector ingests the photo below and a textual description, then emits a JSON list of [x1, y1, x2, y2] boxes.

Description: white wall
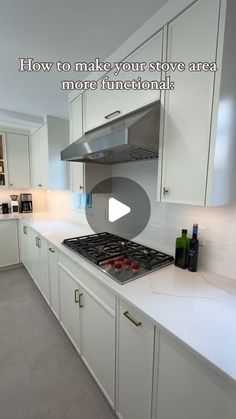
[[46, 161, 236, 281]]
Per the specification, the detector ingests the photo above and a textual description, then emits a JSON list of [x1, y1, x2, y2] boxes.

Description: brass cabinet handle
[[37, 238, 41, 248], [163, 187, 169, 195], [23, 226, 27, 235], [74, 289, 80, 303], [35, 237, 39, 247], [38, 184, 42, 187], [123, 311, 142, 327], [79, 293, 84, 308], [104, 110, 121, 120], [79, 185, 84, 190], [49, 248, 55, 253]]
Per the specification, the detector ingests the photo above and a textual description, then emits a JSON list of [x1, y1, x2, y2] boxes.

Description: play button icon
[[108, 198, 131, 222], [85, 176, 151, 240]]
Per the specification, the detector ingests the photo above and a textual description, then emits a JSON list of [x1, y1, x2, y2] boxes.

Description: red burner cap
[[108, 260, 115, 265], [118, 256, 125, 262], [132, 263, 140, 270], [115, 263, 122, 269], [125, 260, 132, 265]]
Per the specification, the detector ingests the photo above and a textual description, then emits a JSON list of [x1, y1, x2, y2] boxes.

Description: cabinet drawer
[[59, 252, 115, 312]]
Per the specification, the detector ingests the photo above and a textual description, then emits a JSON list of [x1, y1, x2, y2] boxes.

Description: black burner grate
[[62, 232, 174, 269]]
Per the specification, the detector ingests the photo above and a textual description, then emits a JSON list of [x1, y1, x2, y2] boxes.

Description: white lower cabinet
[[156, 331, 236, 419], [0, 220, 19, 267], [116, 300, 154, 419], [18, 223, 33, 274], [58, 263, 82, 352], [48, 246, 60, 319], [81, 285, 115, 406]]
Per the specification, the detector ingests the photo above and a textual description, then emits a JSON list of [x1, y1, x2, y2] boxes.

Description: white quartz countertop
[[9, 212, 236, 387]]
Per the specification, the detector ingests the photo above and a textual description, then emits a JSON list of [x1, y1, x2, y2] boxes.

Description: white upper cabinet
[[69, 94, 112, 194], [84, 30, 163, 132], [160, 0, 220, 206], [69, 94, 84, 193], [30, 116, 70, 190], [6, 133, 30, 189], [160, 0, 236, 206]]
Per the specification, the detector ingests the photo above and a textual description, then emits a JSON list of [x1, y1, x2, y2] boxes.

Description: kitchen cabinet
[[48, 245, 60, 320], [30, 232, 50, 304], [58, 263, 82, 352], [0, 220, 19, 267], [0, 132, 8, 188], [18, 222, 33, 275], [116, 300, 154, 419], [155, 331, 236, 419], [69, 94, 84, 193], [6, 133, 30, 189], [160, 0, 236, 206], [69, 94, 111, 193], [81, 283, 115, 406], [84, 31, 163, 132], [30, 116, 70, 190]]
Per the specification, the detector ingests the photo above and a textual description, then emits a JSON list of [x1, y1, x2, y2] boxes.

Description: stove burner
[[62, 232, 174, 284]]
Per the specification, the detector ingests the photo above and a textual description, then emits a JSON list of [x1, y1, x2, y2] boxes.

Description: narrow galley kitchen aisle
[[0, 267, 117, 419]]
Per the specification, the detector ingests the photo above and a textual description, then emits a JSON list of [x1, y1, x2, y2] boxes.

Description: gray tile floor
[[0, 267, 117, 419]]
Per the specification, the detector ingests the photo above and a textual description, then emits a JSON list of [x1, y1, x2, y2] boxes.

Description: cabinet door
[[81, 287, 115, 406], [58, 264, 81, 352], [6, 133, 30, 189], [31, 233, 41, 288], [48, 246, 60, 319], [0, 220, 19, 267], [84, 31, 163, 131], [117, 300, 154, 419], [161, 0, 220, 205], [69, 95, 84, 192], [0, 133, 8, 188], [30, 125, 48, 190], [39, 124, 49, 189], [38, 237, 50, 304], [19, 224, 33, 275], [156, 331, 236, 419]]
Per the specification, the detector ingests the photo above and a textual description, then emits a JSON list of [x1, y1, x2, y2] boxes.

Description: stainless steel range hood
[[61, 101, 160, 164]]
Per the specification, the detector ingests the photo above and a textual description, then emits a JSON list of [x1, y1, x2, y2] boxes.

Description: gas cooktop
[[62, 232, 174, 285]]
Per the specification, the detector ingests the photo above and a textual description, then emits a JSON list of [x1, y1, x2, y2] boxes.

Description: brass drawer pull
[[74, 289, 80, 303], [123, 311, 142, 327], [163, 187, 169, 195], [79, 293, 84, 308], [23, 226, 27, 235], [35, 236, 39, 247], [104, 110, 121, 120], [49, 248, 55, 253], [37, 238, 41, 248]]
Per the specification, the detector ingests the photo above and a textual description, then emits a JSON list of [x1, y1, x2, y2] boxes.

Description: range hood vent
[[61, 101, 160, 165]]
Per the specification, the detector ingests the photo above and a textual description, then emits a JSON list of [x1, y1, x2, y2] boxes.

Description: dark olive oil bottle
[[188, 224, 199, 272], [175, 229, 190, 269]]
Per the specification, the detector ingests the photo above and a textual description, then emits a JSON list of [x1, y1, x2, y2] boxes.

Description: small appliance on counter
[[20, 193, 33, 213], [10, 195, 19, 213], [0, 202, 9, 214], [62, 232, 174, 284]]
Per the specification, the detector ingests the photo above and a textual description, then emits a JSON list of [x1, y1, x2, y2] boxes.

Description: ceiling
[[0, 0, 168, 120]]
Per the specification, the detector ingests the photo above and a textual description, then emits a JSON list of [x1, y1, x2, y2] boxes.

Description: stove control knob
[[125, 260, 132, 270], [132, 263, 140, 273], [115, 263, 122, 273]]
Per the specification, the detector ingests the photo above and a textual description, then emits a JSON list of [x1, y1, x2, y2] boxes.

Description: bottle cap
[[182, 229, 187, 234]]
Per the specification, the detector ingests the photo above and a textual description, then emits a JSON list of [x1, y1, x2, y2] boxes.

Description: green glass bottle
[[175, 229, 190, 269]]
